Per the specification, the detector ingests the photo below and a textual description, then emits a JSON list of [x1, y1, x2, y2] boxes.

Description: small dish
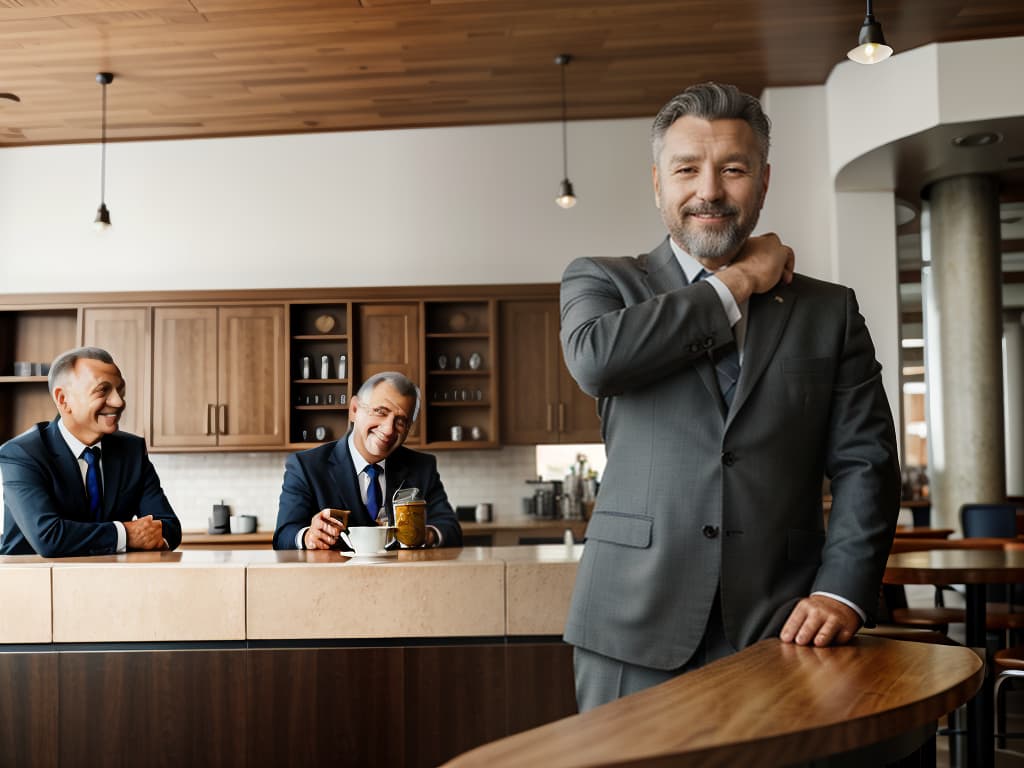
[[342, 549, 399, 558], [314, 314, 336, 333]]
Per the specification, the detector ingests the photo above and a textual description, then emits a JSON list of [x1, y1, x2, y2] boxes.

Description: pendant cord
[[100, 82, 107, 205], [560, 62, 569, 180]]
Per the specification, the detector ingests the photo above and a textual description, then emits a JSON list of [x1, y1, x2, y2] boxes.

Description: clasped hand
[[124, 515, 167, 550]]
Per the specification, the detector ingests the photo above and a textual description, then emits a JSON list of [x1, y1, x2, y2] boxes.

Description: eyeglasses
[[361, 403, 412, 433]]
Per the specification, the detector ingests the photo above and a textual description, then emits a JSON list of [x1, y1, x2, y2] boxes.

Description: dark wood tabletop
[[893, 526, 954, 539], [444, 636, 982, 768]]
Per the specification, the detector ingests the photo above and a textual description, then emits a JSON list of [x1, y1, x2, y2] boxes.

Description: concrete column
[[1006, 316, 1024, 496], [923, 174, 1005, 531]]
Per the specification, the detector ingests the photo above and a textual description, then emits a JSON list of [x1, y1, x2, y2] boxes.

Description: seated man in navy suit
[[0, 347, 181, 556], [274, 371, 462, 550]]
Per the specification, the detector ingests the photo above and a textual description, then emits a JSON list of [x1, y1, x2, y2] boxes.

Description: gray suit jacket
[[560, 238, 900, 670]]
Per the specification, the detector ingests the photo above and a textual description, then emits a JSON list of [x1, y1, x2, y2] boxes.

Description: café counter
[[0, 546, 981, 768], [0, 546, 580, 768]]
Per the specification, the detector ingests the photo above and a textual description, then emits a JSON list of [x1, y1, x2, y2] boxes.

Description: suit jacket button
[[688, 343, 700, 353], [702, 525, 719, 539], [703, 337, 714, 348], [721, 451, 735, 466]]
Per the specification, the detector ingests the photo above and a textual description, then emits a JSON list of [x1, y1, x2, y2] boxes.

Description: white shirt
[[57, 418, 127, 553]]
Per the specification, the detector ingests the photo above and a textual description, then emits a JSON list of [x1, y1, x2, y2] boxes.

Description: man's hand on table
[[780, 594, 861, 647], [125, 515, 167, 551]]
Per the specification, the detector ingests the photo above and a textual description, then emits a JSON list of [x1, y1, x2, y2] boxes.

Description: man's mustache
[[683, 204, 739, 217]]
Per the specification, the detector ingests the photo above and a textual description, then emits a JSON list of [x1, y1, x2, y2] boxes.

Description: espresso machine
[[525, 478, 563, 519]]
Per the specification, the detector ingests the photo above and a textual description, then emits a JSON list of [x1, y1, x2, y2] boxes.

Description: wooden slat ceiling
[[0, 0, 1022, 146]]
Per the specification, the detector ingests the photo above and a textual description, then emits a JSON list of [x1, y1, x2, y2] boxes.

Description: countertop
[[0, 545, 583, 644]]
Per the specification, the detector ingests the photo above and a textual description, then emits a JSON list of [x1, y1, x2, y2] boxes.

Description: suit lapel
[[99, 437, 123, 521], [643, 239, 722, 409], [328, 439, 370, 524], [43, 419, 90, 519], [725, 280, 796, 428]]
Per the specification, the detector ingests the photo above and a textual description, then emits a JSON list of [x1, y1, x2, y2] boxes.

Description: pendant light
[[94, 72, 113, 230], [847, 0, 893, 64], [554, 54, 576, 209]]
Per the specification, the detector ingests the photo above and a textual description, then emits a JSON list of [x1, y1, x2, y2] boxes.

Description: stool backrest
[[961, 503, 1018, 538]]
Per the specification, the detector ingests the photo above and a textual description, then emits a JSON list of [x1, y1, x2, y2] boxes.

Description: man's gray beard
[[671, 207, 762, 263], [671, 220, 746, 262]]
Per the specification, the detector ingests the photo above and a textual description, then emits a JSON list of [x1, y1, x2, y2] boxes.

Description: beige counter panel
[[247, 549, 506, 639], [0, 564, 51, 643], [498, 545, 581, 636], [52, 559, 246, 642]]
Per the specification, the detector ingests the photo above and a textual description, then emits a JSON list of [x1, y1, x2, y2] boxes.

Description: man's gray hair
[[357, 371, 421, 422], [651, 82, 771, 167], [48, 346, 116, 396]]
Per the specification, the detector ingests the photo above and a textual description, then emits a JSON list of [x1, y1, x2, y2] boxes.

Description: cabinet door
[[356, 303, 421, 441], [557, 347, 602, 443], [499, 300, 560, 444], [217, 306, 285, 447], [151, 307, 218, 447], [82, 307, 150, 439]]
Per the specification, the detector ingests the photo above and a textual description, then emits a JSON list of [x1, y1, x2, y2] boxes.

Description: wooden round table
[[444, 636, 982, 768], [885, 547, 1024, 768]]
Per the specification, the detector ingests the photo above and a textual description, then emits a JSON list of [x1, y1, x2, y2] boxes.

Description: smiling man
[[0, 347, 181, 556], [273, 371, 461, 550], [560, 82, 900, 711]]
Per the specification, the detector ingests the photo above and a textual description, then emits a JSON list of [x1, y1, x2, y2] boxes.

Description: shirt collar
[[57, 418, 98, 460], [347, 432, 385, 475], [668, 237, 719, 284]]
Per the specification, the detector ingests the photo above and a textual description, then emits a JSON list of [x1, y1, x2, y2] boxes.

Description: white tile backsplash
[[0, 445, 547, 536], [149, 445, 540, 533]]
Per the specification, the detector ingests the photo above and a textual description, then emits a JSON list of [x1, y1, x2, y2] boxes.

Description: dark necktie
[[694, 269, 741, 407], [82, 446, 104, 520], [365, 464, 383, 522]]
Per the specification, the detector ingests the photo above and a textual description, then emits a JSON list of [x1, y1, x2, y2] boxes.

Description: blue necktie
[[694, 269, 741, 407], [82, 446, 103, 520], [365, 464, 383, 522]]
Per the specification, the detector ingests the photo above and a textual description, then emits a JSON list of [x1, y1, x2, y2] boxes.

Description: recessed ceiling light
[[951, 131, 1003, 148]]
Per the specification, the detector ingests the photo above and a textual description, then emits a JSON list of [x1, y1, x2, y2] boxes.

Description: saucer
[[342, 549, 398, 559]]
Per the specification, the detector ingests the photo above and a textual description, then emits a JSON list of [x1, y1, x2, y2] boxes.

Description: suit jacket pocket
[[586, 511, 653, 549], [787, 528, 826, 564]]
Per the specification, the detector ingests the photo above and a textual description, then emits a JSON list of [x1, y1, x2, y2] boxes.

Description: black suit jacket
[[0, 418, 182, 557], [273, 437, 462, 549]]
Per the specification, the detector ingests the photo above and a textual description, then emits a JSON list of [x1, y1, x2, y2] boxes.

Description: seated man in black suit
[[274, 371, 462, 550], [0, 347, 181, 556]]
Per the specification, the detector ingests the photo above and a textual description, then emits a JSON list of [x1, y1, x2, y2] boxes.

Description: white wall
[[0, 119, 662, 292]]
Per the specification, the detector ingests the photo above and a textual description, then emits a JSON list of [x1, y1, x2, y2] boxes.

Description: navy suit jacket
[[273, 437, 462, 549], [0, 418, 182, 557]]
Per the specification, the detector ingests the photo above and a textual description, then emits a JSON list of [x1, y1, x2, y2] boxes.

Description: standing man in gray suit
[[561, 82, 900, 711]]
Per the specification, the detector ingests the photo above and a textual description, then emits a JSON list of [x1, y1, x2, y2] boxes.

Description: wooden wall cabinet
[[81, 307, 151, 439], [500, 300, 600, 444], [423, 300, 497, 448], [0, 308, 78, 441], [152, 306, 285, 449], [288, 303, 351, 447], [354, 302, 422, 445]]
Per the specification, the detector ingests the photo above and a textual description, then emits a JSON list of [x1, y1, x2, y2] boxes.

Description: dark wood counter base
[[0, 638, 575, 768]]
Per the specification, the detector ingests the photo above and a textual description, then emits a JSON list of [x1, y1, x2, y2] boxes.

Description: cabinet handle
[[206, 404, 215, 436], [546, 403, 553, 432], [558, 402, 566, 433], [218, 404, 227, 435]]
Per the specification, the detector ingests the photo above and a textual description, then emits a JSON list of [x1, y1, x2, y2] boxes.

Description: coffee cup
[[474, 503, 492, 523], [342, 525, 394, 555], [394, 499, 427, 547]]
